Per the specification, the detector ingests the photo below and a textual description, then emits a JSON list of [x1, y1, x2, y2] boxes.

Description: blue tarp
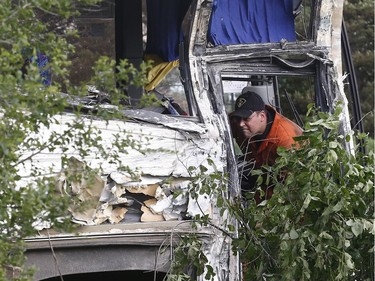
[[145, 0, 191, 62], [208, 0, 296, 46], [145, 0, 296, 61]]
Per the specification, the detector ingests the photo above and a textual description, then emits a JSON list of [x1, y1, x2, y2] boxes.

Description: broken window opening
[[220, 71, 316, 158], [294, 0, 315, 41], [221, 73, 316, 126], [142, 0, 193, 116], [220, 69, 315, 200], [153, 67, 189, 115], [38, 1, 195, 117]]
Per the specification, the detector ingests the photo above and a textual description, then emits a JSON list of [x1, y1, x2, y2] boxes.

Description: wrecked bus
[[23, 0, 362, 280]]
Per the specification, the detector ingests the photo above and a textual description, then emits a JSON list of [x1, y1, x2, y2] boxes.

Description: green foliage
[[165, 161, 227, 281], [0, 0, 149, 279], [166, 234, 215, 281], [86, 56, 152, 103], [169, 105, 374, 280], [231, 105, 374, 280]]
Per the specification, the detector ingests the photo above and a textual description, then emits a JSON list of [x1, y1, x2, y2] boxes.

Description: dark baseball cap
[[231, 88, 265, 118]]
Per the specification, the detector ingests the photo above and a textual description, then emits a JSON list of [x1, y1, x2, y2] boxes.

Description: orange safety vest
[[248, 105, 303, 169]]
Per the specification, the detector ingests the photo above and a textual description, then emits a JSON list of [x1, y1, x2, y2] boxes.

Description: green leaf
[[310, 119, 324, 126], [307, 148, 317, 158], [363, 220, 374, 234], [327, 149, 338, 162], [344, 253, 354, 269], [280, 240, 288, 250], [319, 231, 333, 240], [257, 199, 268, 207], [300, 193, 311, 212], [329, 141, 338, 148], [290, 228, 299, 239], [344, 240, 350, 248], [332, 199, 344, 212], [351, 220, 364, 237]]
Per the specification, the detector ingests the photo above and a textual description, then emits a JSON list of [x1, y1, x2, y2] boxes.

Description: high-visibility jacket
[[248, 105, 303, 169]]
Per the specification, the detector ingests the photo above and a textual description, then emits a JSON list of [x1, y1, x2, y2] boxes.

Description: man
[[230, 88, 303, 204]]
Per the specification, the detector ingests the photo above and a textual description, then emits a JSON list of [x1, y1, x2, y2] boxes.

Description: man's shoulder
[[268, 111, 302, 147], [274, 111, 302, 134]]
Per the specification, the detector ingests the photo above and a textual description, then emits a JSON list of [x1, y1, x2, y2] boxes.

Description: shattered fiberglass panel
[[18, 109, 224, 227]]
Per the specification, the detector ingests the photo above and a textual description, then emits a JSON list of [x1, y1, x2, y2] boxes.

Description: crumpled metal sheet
[[17, 111, 222, 181], [121, 109, 206, 134], [21, 103, 224, 229]]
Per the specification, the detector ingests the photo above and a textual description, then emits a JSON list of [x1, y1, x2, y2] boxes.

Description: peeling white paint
[[187, 194, 211, 217]]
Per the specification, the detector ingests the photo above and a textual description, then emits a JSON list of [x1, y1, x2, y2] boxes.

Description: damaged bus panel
[[23, 0, 359, 280]]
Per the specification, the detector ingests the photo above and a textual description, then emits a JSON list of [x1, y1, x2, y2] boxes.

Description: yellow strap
[[144, 54, 179, 91]]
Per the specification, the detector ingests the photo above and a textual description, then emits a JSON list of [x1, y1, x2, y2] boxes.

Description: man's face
[[239, 111, 266, 138]]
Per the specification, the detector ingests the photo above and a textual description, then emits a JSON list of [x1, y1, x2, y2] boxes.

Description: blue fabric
[[33, 53, 51, 86], [22, 48, 51, 86], [208, 0, 296, 46], [145, 0, 191, 62]]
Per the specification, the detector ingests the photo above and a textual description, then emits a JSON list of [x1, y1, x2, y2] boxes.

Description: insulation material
[[141, 199, 165, 222], [56, 157, 105, 201], [108, 207, 128, 224], [57, 159, 210, 225]]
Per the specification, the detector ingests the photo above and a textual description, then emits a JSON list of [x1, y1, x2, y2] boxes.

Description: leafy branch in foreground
[[164, 161, 229, 281], [0, 1, 150, 280], [233, 104, 374, 280], [165, 234, 215, 281], [162, 105, 373, 281]]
